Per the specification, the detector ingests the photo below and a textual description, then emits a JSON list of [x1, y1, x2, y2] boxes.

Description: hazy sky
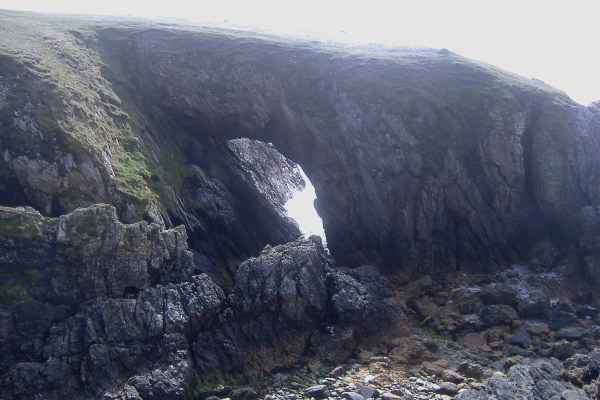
[[1, 0, 598, 105]]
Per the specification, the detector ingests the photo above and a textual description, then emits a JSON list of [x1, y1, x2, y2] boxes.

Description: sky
[[1, 0, 598, 105], [284, 166, 327, 246]]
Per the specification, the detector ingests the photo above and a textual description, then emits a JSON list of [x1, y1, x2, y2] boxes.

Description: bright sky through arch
[[1, 0, 598, 105]]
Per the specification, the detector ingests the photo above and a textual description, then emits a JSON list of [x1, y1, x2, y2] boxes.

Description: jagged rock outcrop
[[0, 205, 397, 399], [195, 236, 400, 380], [455, 357, 590, 400], [0, 204, 194, 304]]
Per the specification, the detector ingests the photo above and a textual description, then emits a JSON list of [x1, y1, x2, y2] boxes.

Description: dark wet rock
[[457, 362, 485, 380], [504, 345, 535, 358], [480, 285, 518, 306], [508, 358, 587, 400], [304, 385, 330, 399], [491, 361, 506, 371], [462, 358, 588, 400], [555, 327, 591, 341], [576, 305, 598, 319], [479, 304, 518, 328], [517, 293, 552, 317], [193, 385, 232, 400], [454, 389, 489, 400], [380, 393, 403, 400], [356, 383, 380, 399], [438, 381, 459, 395], [484, 374, 530, 399], [509, 327, 533, 348], [549, 311, 579, 330], [194, 237, 398, 378], [328, 265, 396, 327], [3, 12, 600, 400], [551, 341, 576, 360], [230, 387, 259, 400], [441, 369, 465, 383], [342, 392, 365, 400], [0, 204, 196, 305]]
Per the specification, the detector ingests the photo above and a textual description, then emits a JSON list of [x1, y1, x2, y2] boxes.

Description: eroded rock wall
[[99, 27, 600, 278], [0, 205, 397, 399]]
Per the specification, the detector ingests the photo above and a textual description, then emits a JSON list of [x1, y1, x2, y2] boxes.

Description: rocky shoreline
[[192, 265, 600, 400]]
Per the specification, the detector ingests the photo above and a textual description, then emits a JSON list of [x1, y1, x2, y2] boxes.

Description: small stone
[[356, 384, 379, 399], [527, 324, 550, 336], [438, 382, 459, 396], [504, 345, 534, 358], [509, 326, 532, 348], [330, 366, 348, 377], [304, 385, 330, 399], [441, 370, 465, 383], [422, 361, 444, 375], [576, 305, 598, 319], [380, 393, 402, 400], [555, 328, 591, 341], [433, 359, 450, 368], [457, 362, 484, 379], [341, 392, 364, 400], [549, 311, 578, 330], [479, 285, 518, 306], [479, 305, 518, 328], [230, 387, 258, 400], [460, 333, 487, 347], [551, 341, 575, 360], [491, 361, 506, 371]]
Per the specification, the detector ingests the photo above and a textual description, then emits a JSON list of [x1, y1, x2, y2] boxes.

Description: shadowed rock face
[[0, 206, 397, 399], [100, 28, 600, 278], [2, 15, 600, 279]]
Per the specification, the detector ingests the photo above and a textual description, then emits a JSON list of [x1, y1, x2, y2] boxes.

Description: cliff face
[[2, 10, 600, 399], [2, 13, 600, 279], [101, 27, 600, 278]]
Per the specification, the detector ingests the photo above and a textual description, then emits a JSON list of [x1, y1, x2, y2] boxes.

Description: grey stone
[[479, 305, 518, 328], [549, 311, 578, 330], [230, 387, 259, 400], [441, 369, 465, 383], [504, 345, 535, 358], [304, 385, 331, 399], [438, 381, 459, 395], [454, 389, 488, 400], [552, 341, 576, 360], [356, 383, 379, 399], [491, 361, 506, 371], [509, 327, 533, 348], [484, 374, 529, 400], [457, 362, 485, 379], [342, 392, 365, 400], [555, 328, 590, 341], [480, 285, 518, 306]]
